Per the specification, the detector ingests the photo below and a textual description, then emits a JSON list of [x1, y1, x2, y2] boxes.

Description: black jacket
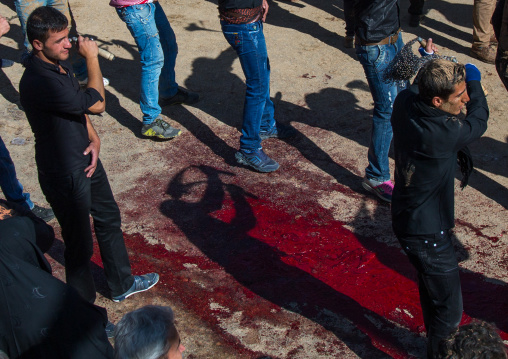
[[391, 81, 489, 236], [352, 0, 400, 43], [218, 0, 261, 9]]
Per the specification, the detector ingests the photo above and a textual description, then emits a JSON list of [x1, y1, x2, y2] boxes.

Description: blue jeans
[[116, 2, 179, 125], [397, 230, 463, 359], [0, 135, 33, 210], [221, 20, 275, 152], [356, 34, 405, 182]]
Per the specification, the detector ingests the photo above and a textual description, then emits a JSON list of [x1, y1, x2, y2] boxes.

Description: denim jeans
[[221, 20, 275, 152], [38, 160, 133, 303], [398, 230, 463, 359], [0, 135, 33, 210], [116, 2, 179, 125], [356, 34, 405, 182]]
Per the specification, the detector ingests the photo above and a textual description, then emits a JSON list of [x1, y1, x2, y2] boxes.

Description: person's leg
[[408, 0, 425, 15], [398, 232, 463, 359], [472, 0, 497, 63], [14, 0, 45, 52], [356, 35, 403, 183], [89, 160, 133, 297], [38, 169, 97, 303], [154, 2, 179, 99], [116, 3, 163, 125], [0, 135, 33, 210], [221, 20, 270, 152]]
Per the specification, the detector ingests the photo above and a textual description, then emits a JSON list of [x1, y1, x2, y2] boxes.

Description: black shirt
[[19, 55, 103, 175], [218, 0, 261, 9], [391, 81, 488, 236]]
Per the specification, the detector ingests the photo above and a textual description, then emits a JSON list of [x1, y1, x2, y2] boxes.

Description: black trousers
[[39, 159, 133, 303], [408, 0, 426, 15], [397, 230, 463, 359]]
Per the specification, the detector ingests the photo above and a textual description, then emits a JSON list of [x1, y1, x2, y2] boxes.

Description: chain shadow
[[159, 165, 425, 358]]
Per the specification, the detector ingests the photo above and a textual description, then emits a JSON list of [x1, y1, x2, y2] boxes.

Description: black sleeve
[[453, 81, 489, 152]]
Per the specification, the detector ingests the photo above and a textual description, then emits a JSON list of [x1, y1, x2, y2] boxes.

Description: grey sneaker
[[235, 148, 280, 172], [159, 88, 200, 107], [31, 205, 55, 222], [112, 273, 159, 302], [362, 177, 393, 203], [141, 117, 181, 139]]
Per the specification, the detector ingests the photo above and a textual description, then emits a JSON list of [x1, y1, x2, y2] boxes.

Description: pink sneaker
[[362, 177, 393, 203]]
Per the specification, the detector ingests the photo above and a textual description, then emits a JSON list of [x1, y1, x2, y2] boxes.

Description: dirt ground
[[0, 0, 507, 358]]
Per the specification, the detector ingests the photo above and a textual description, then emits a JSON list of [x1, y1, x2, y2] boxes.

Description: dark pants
[[408, 0, 426, 15], [38, 160, 133, 303], [397, 230, 463, 359]]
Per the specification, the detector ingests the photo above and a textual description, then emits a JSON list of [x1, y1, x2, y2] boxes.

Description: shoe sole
[[142, 128, 182, 139], [362, 181, 392, 203], [112, 275, 160, 303], [469, 50, 495, 64], [235, 153, 280, 173]]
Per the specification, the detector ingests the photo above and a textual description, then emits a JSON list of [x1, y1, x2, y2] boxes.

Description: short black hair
[[26, 6, 68, 45], [417, 59, 466, 106], [438, 322, 507, 359]]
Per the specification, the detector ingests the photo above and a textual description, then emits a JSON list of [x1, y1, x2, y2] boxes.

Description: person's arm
[[0, 15, 10, 38], [454, 65, 489, 151], [262, 0, 269, 22], [77, 36, 105, 113], [83, 114, 101, 177]]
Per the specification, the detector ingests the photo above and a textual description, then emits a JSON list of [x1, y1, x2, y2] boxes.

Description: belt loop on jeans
[[356, 28, 401, 47]]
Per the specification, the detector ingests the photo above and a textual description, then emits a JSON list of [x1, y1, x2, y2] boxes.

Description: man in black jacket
[[391, 59, 488, 358]]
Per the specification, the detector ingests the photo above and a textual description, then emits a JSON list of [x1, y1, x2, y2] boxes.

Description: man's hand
[[84, 114, 101, 177], [262, 0, 269, 22], [418, 38, 438, 56], [0, 16, 10, 38], [77, 35, 99, 60]]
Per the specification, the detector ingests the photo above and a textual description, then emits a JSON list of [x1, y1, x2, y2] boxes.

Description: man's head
[[417, 59, 469, 115], [438, 322, 507, 359], [26, 6, 71, 64], [114, 305, 185, 359]]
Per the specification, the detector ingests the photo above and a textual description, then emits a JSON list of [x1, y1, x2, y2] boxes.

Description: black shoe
[[31, 205, 55, 222], [159, 88, 200, 107], [105, 321, 115, 338]]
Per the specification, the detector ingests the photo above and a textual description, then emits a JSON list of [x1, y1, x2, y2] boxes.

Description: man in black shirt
[[19, 6, 158, 304], [391, 59, 488, 358]]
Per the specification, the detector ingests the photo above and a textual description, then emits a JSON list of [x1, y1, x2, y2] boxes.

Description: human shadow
[[184, 48, 366, 192], [348, 198, 508, 337], [160, 165, 424, 358], [466, 135, 508, 209]]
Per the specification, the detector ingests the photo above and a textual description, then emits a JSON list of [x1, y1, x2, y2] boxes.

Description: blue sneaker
[[259, 123, 296, 140], [112, 273, 159, 302], [235, 149, 280, 173]]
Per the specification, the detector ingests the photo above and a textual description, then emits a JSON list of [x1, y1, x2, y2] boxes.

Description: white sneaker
[[78, 77, 110, 87]]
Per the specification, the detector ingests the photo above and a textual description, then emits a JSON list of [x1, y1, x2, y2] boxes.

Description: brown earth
[[0, 0, 507, 358]]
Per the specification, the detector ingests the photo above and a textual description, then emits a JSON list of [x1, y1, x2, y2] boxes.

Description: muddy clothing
[[391, 81, 488, 358], [0, 200, 113, 359], [353, 0, 400, 43], [391, 81, 488, 236], [20, 55, 103, 176]]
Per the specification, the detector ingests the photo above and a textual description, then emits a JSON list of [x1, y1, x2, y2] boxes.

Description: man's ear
[[431, 96, 443, 108], [32, 39, 44, 51]]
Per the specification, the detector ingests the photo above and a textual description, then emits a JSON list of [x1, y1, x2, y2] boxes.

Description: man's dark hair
[[26, 6, 68, 45], [417, 59, 466, 106], [438, 322, 507, 359], [114, 305, 179, 359]]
